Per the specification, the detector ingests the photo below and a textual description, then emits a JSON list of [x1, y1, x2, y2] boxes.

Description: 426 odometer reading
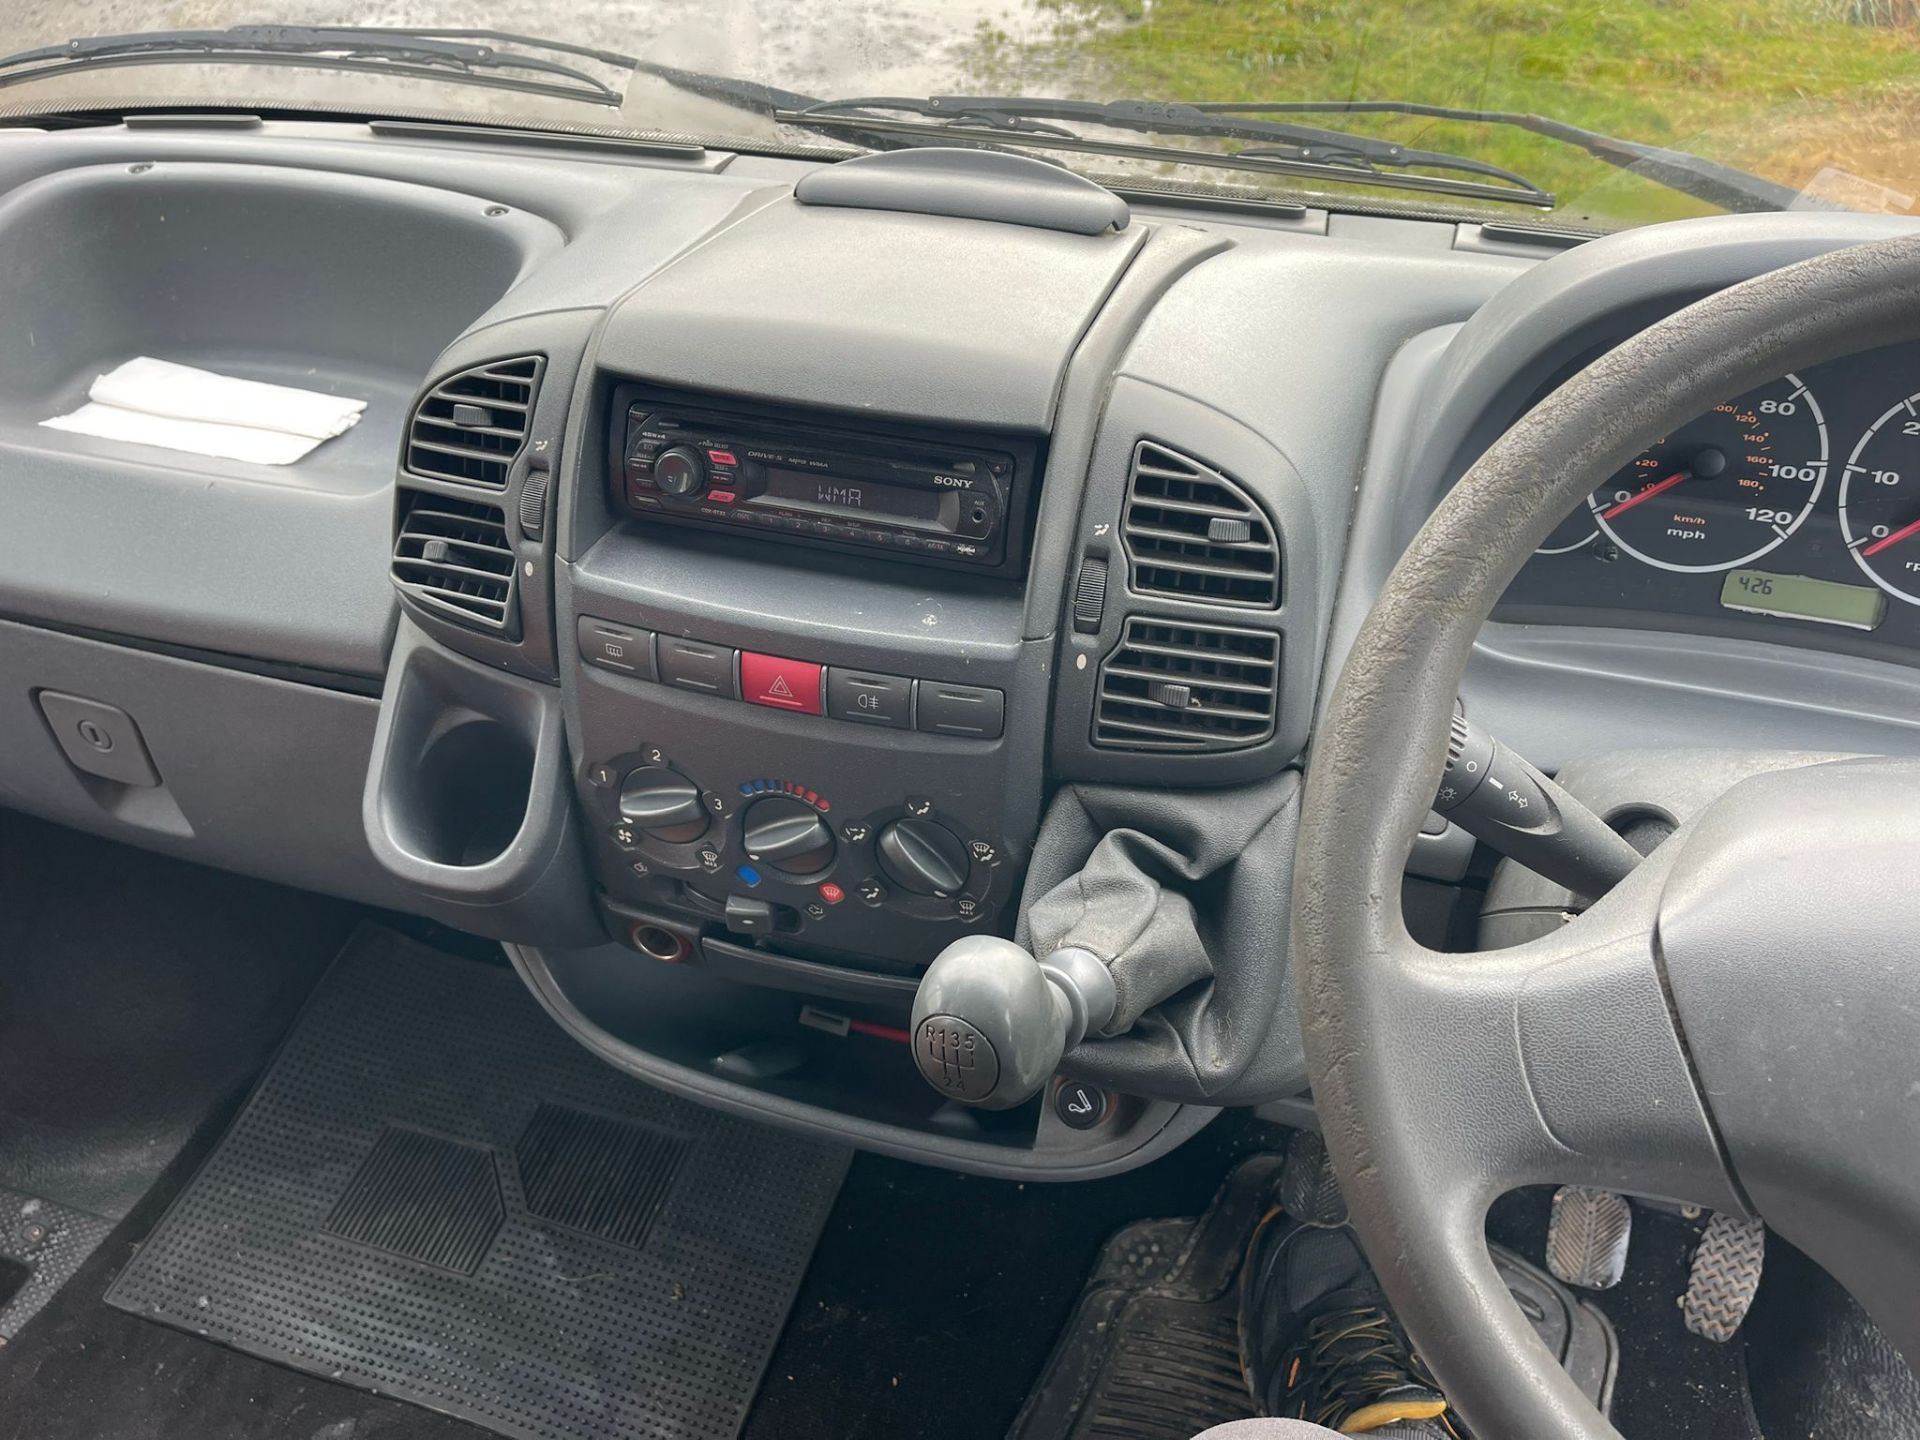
[[1588, 374, 1828, 572]]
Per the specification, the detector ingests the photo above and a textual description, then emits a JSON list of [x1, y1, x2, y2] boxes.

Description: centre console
[[363, 173, 1283, 1176], [568, 384, 1048, 976]]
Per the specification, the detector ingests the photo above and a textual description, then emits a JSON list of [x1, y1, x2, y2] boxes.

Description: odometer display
[[1590, 374, 1827, 572], [1721, 569, 1886, 631]]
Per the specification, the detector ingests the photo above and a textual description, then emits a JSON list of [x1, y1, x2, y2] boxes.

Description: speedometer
[[1589, 374, 1827, 572]]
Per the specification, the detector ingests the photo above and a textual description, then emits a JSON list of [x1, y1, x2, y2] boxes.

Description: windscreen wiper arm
[[1186, 99, 1799, 214], [793, 94, 1548, 194], [0, 26, 637, 106], [773, 94, 1555, 208], [620, 66, 1556, 206]]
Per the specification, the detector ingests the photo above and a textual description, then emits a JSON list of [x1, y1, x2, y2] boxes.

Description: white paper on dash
[[40, 357, 367, 466], [41, 403, 327, 466]]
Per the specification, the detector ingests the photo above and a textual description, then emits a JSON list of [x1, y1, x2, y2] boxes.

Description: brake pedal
[[1546, 1186, 1632, 1290], [1276, 1129, 1346, 1227], [1680, 1212, 1766, 1342]]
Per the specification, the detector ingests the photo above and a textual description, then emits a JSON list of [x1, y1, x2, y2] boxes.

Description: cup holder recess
[[363, 620, 591, 931], [401, 711, 535, 867]]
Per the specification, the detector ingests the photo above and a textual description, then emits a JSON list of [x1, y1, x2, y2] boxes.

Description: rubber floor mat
[[0, 1187, 113, 1338], [1012, 1154, 1617, 1440], [1009, 1153, 1283, 1440], [106, 927, 850, 1440]]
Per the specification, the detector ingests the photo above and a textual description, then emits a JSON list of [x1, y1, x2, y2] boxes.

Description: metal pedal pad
[[1546, 1186, 1632, 1290], [1681, 1212, 1766, 1343], [1276, 1129, 1346, 1227]]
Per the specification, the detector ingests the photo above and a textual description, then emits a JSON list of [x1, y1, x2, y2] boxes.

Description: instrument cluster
[[1498, 340, 1920, 664]]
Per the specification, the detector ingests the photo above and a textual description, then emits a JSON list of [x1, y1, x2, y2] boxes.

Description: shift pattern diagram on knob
[[916, 1016, 1000, 1102]]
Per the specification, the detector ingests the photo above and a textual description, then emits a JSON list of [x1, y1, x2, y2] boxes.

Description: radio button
[[659, 638, 739, 699], [740, 651, 824, 715], [916, 683, 1006, 740], [825, 668, 911, 729]]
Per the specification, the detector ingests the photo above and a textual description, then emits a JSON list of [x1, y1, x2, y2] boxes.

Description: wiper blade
[[626, 60, 829, 125], [621, 67, 1554, 207], [798, 95, 1548, 195], [1182, 99, 1799, 214], [0, 25, 637, 107], [775, 99, 1555, 208], [625, 61, 952, 156]]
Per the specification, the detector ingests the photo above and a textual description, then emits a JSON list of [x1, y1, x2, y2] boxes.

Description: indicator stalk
[[1434, 713, 1643, 901]]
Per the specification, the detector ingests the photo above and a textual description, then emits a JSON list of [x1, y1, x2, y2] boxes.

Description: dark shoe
[[1238, 1213, 1455, 1435]]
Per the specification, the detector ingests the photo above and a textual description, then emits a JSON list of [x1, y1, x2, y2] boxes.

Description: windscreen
[[4, 2, 1919, 231]]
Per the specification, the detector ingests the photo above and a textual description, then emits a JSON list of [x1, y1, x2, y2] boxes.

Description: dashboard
[[1499, 341, 1920, 666], [4, 117, 1920, 1183]]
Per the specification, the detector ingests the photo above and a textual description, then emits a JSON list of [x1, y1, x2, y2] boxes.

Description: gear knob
[[909, 936, 1116, 1109]]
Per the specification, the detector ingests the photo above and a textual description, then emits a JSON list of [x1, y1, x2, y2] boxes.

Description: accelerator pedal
[[1276, 1129, 1347, 1228], [1681, 1212, 1767, 1343], [1546, 1185, 1633, 1291]]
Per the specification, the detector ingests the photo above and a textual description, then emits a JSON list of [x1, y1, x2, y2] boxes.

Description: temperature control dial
[[619, 766, 709, 843], [742, 795, 836, 875], [876, 818, 971, 897]]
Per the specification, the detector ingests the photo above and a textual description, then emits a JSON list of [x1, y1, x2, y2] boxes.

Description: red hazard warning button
[[739, 651, 824, 715]]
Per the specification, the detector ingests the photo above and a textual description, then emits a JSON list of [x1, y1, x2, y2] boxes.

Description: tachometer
[[1840, 393, 1920, 605], [1589, 374, 1827, 572]]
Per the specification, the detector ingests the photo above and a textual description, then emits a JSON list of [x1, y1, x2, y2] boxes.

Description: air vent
[[1122, 441, 1279, 607], [392, 490, 514, 631], [405, 357, 543, 489], [1095, 617, 1278, 752]]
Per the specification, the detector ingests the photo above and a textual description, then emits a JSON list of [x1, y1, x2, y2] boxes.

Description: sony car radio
[[608, 384, 1042, 578]]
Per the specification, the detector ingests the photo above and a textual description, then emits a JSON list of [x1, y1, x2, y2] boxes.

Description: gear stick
[[909, 936, 1116, 1109]]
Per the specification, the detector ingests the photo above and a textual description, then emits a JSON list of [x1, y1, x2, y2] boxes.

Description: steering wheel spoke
[[1360, 897, 1743, 1213]]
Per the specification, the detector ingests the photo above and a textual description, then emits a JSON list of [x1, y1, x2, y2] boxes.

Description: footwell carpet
[[106, 927, 850, 1440]]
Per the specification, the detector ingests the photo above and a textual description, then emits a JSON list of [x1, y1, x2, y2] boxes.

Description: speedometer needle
[[1864, 515, 1920, 557], [1601, 470, 1689, 520]]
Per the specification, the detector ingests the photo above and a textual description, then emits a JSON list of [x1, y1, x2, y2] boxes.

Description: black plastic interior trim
[[0, 610, 386, 696]]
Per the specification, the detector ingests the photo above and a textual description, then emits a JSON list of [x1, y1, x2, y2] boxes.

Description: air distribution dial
[[742, 795, 836, 875], [652, 445, 709, 497], [875, 818, 970, 896], [618, 766, 709, 843]]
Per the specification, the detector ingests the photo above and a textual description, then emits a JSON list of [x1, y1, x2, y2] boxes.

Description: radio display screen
[[758, 466, 951, 528]]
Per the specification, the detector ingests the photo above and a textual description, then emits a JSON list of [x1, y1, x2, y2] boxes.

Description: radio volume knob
[[653, 445, 708, 498]]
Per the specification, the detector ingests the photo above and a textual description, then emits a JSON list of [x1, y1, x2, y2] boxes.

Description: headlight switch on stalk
[[1435, 712, 1643, 902], [909, 937, 1116, 1109]]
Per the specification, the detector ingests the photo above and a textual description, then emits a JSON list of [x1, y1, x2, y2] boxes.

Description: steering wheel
[[1295, 233, 1920, 1439]]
